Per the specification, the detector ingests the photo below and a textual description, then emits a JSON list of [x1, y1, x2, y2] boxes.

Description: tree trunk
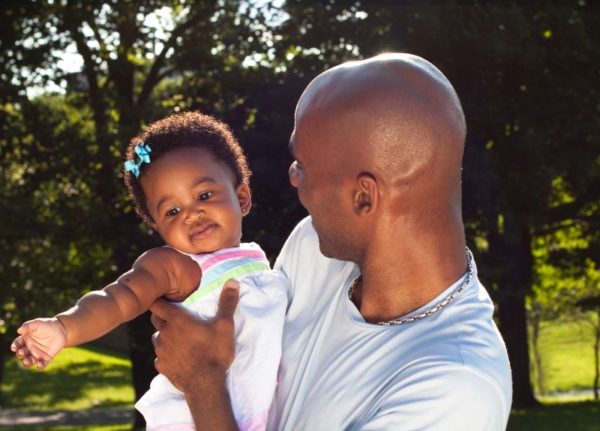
[[127, 312, 157, 428], [530, 307, 544, 395], [112, 236, 157, 429], [0, 332, 7, 406], [498, 287, 538, 407], [490, 215, 539, 408], [594, 310, 599, 401], [115, 105, 152, 429]]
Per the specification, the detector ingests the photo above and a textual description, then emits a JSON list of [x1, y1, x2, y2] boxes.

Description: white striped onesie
[[136, 242, 288, 431]]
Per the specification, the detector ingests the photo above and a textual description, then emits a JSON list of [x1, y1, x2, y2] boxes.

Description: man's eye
[[166, 208, 180, 217], [198, 192, 214, 201]]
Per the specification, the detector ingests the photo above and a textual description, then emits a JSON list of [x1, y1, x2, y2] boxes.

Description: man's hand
[[150, 279, 240, 393], [10, 317, 68, 369], [150, 280, 240, 430]]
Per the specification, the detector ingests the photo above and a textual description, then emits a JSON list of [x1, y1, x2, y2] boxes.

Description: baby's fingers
[[13, 343, 31, 360], [19, 354, 37, 368], [10, 336, 24, 352], [14, 347, 26, 358], [35, 359, 49, 370]]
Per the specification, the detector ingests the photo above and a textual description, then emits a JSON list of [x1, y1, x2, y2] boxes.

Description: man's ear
[[237, 183, 252, 216], [353, 173, 377, 216]]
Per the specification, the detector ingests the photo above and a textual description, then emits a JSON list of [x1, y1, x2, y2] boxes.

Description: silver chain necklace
[[348, 249, 473, 326]]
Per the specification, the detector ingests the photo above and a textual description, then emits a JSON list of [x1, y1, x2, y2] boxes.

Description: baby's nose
[[185, 206, 205, 223]]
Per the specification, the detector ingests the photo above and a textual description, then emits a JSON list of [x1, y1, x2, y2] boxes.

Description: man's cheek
[[297, 188, 310, 212]]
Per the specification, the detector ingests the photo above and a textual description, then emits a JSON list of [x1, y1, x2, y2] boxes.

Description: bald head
[[290, 53, 468, 291], [295, 53, 466, 207]]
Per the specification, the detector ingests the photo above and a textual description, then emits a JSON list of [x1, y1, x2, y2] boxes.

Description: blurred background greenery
[[0, 0, 598, 429]]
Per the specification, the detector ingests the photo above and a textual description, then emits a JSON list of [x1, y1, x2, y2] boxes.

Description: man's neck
[[354, 238, 467, 324]]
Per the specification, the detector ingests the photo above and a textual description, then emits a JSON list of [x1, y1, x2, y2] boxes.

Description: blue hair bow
[[124, 143, 152, 178]]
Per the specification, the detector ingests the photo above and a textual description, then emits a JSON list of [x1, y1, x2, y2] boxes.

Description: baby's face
[[141, 147, 251, 254]]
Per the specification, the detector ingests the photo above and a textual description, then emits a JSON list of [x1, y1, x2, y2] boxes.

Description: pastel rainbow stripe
[[184, 246, 270, 305]]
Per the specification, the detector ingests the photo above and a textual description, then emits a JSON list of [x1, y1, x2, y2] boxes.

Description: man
[[150, 53, 512, 430]]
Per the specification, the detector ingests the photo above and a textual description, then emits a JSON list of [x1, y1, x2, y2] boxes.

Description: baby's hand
[[10, 318, 68, 370]]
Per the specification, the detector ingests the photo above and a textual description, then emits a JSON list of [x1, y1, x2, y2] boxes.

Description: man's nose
[[289, 161, 299, 188]]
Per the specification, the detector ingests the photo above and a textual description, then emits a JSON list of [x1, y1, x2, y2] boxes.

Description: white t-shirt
[[267, 217, 512, 431]]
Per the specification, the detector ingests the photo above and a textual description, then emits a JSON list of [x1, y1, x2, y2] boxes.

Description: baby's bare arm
[[57, 247, 201, 347]]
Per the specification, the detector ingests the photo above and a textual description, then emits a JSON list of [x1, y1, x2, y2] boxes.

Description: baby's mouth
[[189, 222, 217, 240]]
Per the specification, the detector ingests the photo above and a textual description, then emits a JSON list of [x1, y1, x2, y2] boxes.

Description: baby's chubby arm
[[11, 247, 200, 369], [57, 247, 201, 345]]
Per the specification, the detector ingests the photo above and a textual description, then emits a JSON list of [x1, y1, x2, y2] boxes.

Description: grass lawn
[[2, 343, 134, 411], [508, 401, 600, 431], [536, 317, 597, 394]]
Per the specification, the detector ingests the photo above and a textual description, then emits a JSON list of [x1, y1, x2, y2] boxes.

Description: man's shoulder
[[433, 366, 511, 428], [377, 284, 512, 426], [274, 216, 355, 302], [371, 366, 510, 431], [284, 216, 317, 246], [274, 216, 318, 272], [379, 307, 512, 429]]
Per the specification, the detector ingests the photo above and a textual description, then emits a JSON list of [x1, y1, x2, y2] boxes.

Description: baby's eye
[[198, 191, 214, 201], [166, 208, 180, 217]]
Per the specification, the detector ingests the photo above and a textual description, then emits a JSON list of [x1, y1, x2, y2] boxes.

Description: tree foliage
[[1, 0, 598, 414]]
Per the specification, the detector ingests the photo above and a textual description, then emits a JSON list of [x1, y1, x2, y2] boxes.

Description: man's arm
[[150, 280, 240, 431]]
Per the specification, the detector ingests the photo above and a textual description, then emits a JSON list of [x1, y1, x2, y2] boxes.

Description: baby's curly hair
[[124, 111, 251, 224]]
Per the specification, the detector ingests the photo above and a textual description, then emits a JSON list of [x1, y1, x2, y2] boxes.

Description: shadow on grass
[[3, 344, 133, 410], [508, 401, 600, 431]]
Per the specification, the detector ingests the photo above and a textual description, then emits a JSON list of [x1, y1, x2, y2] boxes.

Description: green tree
[[0, 93, 114, 400]]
